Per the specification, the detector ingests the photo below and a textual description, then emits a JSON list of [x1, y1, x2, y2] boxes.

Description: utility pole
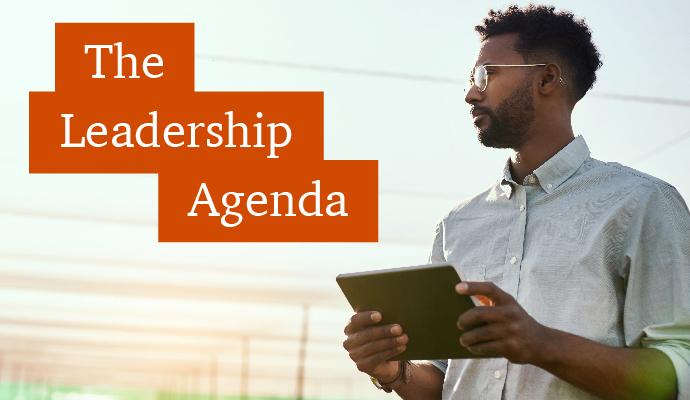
[[209, 354, 218, 400], [240, 336, 250, 400], [295, 304, 310, 400]]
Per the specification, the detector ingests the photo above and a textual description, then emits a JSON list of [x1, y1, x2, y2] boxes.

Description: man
[[342, 5, 690, 400]]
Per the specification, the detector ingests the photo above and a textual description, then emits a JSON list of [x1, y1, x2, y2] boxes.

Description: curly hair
[[475, 4, 603, 101]]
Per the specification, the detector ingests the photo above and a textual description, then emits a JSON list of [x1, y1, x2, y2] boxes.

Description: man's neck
[[509, 124, 575, 185]]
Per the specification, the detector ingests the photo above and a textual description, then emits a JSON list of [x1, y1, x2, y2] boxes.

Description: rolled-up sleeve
[[429, 219, 446, 264], [622, 184, 690, 399]]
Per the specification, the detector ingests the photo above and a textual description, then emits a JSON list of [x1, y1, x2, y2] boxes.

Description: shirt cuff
[[428, 359, 448, 374], [645, 341, 690, 400]]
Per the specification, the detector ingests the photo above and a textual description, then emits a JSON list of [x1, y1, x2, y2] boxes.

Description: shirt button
[[547, 183, 553, 189], [519, 204, 525, 212], [494, 370, 502, 379], [510, 256, 517, 264]]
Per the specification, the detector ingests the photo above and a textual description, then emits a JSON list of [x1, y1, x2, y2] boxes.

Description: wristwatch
[[370, 360, 411, 393]]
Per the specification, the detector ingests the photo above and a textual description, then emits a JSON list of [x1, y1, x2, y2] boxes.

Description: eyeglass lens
[[474, 66, 487, 91]]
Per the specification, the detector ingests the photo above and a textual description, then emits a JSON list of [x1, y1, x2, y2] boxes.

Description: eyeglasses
[[469, 64, 547, 92]]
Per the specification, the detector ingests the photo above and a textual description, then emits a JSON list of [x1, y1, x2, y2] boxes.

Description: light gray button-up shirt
[[428, 136, 690, 399]]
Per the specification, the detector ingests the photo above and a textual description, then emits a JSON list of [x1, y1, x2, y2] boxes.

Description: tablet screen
[[337, 263, 485, 360]]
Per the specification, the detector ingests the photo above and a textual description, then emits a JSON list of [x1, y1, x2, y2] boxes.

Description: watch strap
[[371, 361, 411, 393]]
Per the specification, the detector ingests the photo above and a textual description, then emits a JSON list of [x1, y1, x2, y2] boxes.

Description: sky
[[1, 1, 689, 399]]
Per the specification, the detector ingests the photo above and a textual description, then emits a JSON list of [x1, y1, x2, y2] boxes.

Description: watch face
[[371, 375, 393, 393]]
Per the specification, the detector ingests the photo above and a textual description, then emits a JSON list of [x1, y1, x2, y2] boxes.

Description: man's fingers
[[349, 334, 408, 361], [459, 323, 505, 348], [456, 281, 512, 305], [344, 311, 382, 335], [465, 339, 509, 358], [343, 323, 403, 351], [355, 344, 406, 374], [457, 305, 511, 330]]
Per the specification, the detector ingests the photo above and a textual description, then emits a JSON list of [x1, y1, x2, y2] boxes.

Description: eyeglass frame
[[469, 64, 549, 92]]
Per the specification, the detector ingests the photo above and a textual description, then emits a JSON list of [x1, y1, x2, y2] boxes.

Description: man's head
[[465, 5, 602, 149]]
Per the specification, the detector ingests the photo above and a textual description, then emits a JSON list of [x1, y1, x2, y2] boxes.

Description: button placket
[[486, 359, 509, 400], [504, 186, 526, 291]]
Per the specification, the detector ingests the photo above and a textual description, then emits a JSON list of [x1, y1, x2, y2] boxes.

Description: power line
[[0, 207, 430, 247], [197, 53, 690, 107], [1, 156, 465, 200], [0, 251, 334, 281], [589, 93, 690, 107], [0, 316, 340, 347], [0, 206, 153, 227], [630, 130, 690, 163], [197, 53, 464, 85], [0, 269, 342, 307]]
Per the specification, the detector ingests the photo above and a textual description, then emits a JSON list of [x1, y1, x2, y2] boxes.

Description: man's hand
[[455, 281, 554, 365], [342, 310, 408, 382]]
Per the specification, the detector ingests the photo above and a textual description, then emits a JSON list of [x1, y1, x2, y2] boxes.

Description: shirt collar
[[500, 135, 590, 197], [500, 162, 517, 198]]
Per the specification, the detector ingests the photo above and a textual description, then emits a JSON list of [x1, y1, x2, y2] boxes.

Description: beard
[[475, 77, 535, 149]]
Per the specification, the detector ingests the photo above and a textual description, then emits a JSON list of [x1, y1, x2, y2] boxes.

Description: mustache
[[470, 106, 492, 116]]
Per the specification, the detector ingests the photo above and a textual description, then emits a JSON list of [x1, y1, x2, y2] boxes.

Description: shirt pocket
[[456, 263, 485, 283]]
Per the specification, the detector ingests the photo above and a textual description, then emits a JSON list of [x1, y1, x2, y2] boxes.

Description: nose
[[464, 83, 482, 105]]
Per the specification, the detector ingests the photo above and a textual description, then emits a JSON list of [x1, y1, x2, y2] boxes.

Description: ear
[[537, 63, 563, 96]]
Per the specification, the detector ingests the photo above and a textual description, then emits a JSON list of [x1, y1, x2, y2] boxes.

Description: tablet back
[[337, 263, 483, 360]]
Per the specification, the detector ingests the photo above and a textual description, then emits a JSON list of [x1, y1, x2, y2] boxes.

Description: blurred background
[[2, 0, 689, 399]]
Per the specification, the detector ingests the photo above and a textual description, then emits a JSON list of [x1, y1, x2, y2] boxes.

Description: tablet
[[336, 262, 484, 361]]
